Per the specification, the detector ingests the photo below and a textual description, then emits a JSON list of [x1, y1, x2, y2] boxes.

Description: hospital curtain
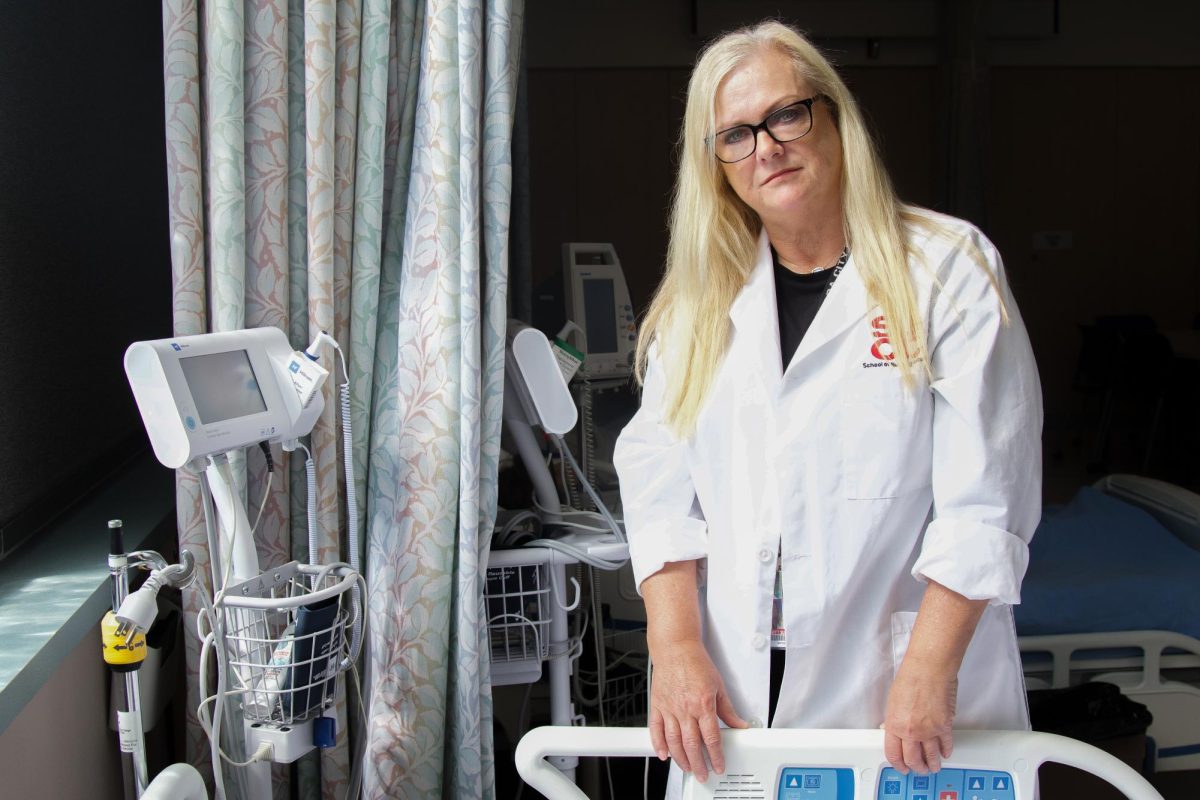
[[161, 0, 524, 798]]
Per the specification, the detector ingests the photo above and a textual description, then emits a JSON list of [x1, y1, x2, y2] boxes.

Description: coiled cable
[[333, 348, 363, 666]]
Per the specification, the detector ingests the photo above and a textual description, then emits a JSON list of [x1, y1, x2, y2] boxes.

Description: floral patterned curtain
[[162, 0, 523, 796]]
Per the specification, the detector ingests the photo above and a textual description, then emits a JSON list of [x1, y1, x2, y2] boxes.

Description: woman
[[613, 20, 1042, 796]]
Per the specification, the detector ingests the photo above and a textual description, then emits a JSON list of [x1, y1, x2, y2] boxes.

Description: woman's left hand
[[882, 663, 958, 775]]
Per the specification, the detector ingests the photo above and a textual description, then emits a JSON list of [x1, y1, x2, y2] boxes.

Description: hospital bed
[[515, 726, 1164, 799], [1016, 474, 1200, 772]]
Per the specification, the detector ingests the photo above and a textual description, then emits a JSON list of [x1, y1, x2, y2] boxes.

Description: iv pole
[[104, 520, 207, 800], [106, 519, 150, 797]]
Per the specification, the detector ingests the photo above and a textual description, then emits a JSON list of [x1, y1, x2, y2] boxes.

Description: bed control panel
[[876, 767, 1015, 800], [776, 767, 854, 799]]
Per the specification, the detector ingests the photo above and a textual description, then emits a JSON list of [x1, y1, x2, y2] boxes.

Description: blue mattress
[[1014, 486, 1200, 641]]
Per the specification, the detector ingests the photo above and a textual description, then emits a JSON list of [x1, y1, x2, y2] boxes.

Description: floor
[[1154, 770, 1200, 800]]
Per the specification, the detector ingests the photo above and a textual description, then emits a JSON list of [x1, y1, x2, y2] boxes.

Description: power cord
[[549, 434, 625, 544], [523, 445, 627, 569]]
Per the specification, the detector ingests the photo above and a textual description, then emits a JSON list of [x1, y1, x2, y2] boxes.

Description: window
[[0, 3, 170, 556]]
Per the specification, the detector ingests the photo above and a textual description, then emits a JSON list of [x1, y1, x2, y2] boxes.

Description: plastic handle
[[514, 726, 1164, 800], [140, 763, 208, 800], [515, 727, 653, 800]]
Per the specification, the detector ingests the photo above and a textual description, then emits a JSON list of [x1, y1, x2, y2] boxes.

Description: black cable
[[258, 440, 275, 473]]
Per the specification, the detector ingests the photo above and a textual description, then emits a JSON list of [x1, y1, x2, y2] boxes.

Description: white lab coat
[[614, 211, 1041, 798]]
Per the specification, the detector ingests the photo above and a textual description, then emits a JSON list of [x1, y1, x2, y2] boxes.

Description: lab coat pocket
[[954, 607, 1031, 729], [840, 370, 929, 499], [891, 608, 1030, 730], [889, 611, 919, 676]]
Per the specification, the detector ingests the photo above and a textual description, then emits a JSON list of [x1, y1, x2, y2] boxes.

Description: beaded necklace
[[814, 246, 851, 295]]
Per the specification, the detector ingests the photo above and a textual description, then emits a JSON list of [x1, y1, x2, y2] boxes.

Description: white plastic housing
[[506, 322, 577, 435], [124, 327, 325, 469], [244, 718, 315, 764]]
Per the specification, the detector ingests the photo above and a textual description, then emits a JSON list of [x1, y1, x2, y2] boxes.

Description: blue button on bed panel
[[777, 768, 853, 799], [930, 769, 1014, 800], [874, 766, 1021, 800], [877, 767, 903, 798]]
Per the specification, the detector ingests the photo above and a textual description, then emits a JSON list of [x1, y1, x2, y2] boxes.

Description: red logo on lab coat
[[870, 315, 895, 361]]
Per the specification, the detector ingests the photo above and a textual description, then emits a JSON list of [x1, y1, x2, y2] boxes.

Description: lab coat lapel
[[728, 233, 783, 390], [784, 252, 869, 377]]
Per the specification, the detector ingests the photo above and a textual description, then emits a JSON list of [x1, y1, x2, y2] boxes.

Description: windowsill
[[0, 452, 175, 735]]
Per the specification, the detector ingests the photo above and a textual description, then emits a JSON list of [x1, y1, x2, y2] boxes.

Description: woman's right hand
[[648, 638, 748, 782]]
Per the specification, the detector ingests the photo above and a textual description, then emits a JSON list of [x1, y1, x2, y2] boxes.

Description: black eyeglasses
[[711, 96, 821, 164]]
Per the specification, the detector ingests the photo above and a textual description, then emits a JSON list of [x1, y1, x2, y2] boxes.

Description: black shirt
[[774, 252, 836, 370]]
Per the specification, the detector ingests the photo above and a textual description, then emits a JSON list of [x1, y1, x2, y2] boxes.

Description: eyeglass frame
[[710, 95, 824, 164]]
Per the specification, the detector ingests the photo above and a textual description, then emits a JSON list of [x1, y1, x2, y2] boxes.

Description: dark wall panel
[[988, 67, 1200, 421], [525, 62, 1200, 436], [842, 67, 939, 208]]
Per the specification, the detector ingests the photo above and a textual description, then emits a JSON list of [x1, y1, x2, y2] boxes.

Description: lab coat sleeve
[[613, 348, 708, 592], [912, 225, 1043, 605]]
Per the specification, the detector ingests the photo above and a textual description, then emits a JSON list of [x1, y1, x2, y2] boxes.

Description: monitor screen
[[180, 349, 268, 424], [582, 278, 618, 354]]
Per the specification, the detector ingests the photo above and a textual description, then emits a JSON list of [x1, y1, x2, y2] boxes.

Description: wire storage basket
[[485, 553, 552, 687], [220, 561, 362, 725], [575, 626, 648, 726]]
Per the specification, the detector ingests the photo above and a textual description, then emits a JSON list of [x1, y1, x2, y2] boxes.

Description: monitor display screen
[[180, 349, 268, 424], [583, 278, 618, 354]]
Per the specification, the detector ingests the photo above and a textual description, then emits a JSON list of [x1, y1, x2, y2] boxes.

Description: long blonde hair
[[638, 20, 941, 437]]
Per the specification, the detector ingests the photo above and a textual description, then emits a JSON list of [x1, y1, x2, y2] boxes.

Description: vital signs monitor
[[125, 327, 327, 469], [562, 243, 634, 379]]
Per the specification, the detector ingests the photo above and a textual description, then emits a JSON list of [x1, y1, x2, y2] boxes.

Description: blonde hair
[[638, 20, 956, 437]]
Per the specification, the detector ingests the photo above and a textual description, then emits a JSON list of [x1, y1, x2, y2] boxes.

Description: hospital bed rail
[[1020, 629, 1200, 772], [515, 725, 1164, 800], [1021, 630, 1200, 690]]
